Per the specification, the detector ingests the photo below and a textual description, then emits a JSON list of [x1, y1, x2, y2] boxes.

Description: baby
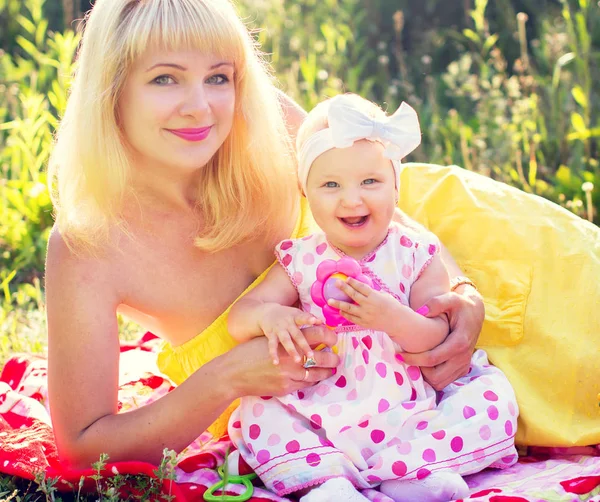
[[227, 93, 519, 502]]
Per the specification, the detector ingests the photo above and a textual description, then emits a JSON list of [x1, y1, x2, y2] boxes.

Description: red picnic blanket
[[1, 333, 599, 501]]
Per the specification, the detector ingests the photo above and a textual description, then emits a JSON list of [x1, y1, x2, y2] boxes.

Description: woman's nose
[[179, 84, 210, 116]]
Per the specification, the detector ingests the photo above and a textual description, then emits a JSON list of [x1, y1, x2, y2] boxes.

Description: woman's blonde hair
[[49, 0, 296, 253]]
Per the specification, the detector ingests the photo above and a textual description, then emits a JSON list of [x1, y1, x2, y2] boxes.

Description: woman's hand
[[398, 286, 484, 390], [225, 324, 339, 398]]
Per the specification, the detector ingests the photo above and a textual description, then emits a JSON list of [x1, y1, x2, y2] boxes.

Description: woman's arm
[[46, 231, 338, 468]]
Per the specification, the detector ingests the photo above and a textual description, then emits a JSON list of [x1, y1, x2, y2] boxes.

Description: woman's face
[[305, 140, 397, 260], [118, 48, 236, 174]]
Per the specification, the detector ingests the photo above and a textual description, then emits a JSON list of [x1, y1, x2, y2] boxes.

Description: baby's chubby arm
[[394, 254, 451, 352], [228, 264, 321, 364]]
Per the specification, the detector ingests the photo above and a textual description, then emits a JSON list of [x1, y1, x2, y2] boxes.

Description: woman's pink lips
[[168, 126, 212, 142]]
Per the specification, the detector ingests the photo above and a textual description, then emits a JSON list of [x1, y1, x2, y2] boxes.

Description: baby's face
[[305, 139, 397, 260]]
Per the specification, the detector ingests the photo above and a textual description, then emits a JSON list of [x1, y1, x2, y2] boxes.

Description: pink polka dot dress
[[228, 223, 518, 497]]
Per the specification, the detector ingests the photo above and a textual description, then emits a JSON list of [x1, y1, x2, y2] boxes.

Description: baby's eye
[[324, 181, 339, 188], [152, 75, 175, 85], [362, 178, 378, 185]]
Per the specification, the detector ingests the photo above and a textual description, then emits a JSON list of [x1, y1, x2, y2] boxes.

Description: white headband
[[297, 95, 422, 194]]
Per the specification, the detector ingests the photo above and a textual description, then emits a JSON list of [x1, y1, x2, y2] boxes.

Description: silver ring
[[302, 368, 310, 381], [303, 355, 317, 369]]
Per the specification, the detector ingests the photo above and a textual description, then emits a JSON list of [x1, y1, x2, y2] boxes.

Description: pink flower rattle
[[310, 257, 373, 328]]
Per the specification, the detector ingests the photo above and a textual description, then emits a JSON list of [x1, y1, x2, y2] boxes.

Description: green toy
[[203, 464, 258, 502]]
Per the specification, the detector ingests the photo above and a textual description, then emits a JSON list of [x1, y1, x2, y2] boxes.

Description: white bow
[[327, 95, 422, 160], [297, 94, 422, 194]]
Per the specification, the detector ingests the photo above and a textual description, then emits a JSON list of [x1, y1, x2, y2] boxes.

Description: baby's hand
[[259, 305, 323, 365], [327, 277, 402, 332]]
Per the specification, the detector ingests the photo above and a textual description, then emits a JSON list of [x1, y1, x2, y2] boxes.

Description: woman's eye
[[153, 75, 175, 85], [206, 74, 230, 85], [324, 181, 339, 188], [363, 178, 377, 185]]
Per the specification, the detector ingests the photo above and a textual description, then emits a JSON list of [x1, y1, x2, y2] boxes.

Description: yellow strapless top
[[156, 197, 318, 437], [157, 164, 600, 447]]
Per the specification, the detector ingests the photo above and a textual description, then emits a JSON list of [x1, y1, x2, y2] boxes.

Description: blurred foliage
[[0, 0, 598, 319]]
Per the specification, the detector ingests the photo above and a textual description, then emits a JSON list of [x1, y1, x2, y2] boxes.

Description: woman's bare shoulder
[[46, 225, 123, 298]]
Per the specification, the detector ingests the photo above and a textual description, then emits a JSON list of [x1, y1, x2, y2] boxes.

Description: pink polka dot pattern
[[407, 366, 421, 381], [279, 240, 292, 250], [463, 406, 476, 419], [252, 403, 264, 418], [394, 372, 404, 386], [355, 365, 366, 381], [302, 253, 315, 265], [256, 449, 270, 463], [281, 254, 292, 267], [306, 453, 321, 467], [292, 420, 306, 433], [400, 235, 413, 247], [450, 436, 464, 452], [315, 384, 330, 397], [378, 399, 390, 413], [487, 405, 499, 420], [249, 424, 261, 440], [267, 434, 280, 446], [417, 468, 431, 480], [232, 420, 241, 429], [228, 233, 520, 493], [392, 460, 407, 477], [416, 421, 428, 431], [432, 430, 446, 440], [484, 390, 499, 401], [335, 376, 347, 388], [309, 414, 322, 429], [371, 429, 386, 444], [479, 425, 492, 440], [328, 403, 342, 417], [428, 244, 436, 255]]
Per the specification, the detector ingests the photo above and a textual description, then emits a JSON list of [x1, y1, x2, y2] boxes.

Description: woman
[[46, 0, 483, 469]]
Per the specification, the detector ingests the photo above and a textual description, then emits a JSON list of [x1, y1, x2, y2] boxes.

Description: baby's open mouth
[[340, 215, 369, 227]]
